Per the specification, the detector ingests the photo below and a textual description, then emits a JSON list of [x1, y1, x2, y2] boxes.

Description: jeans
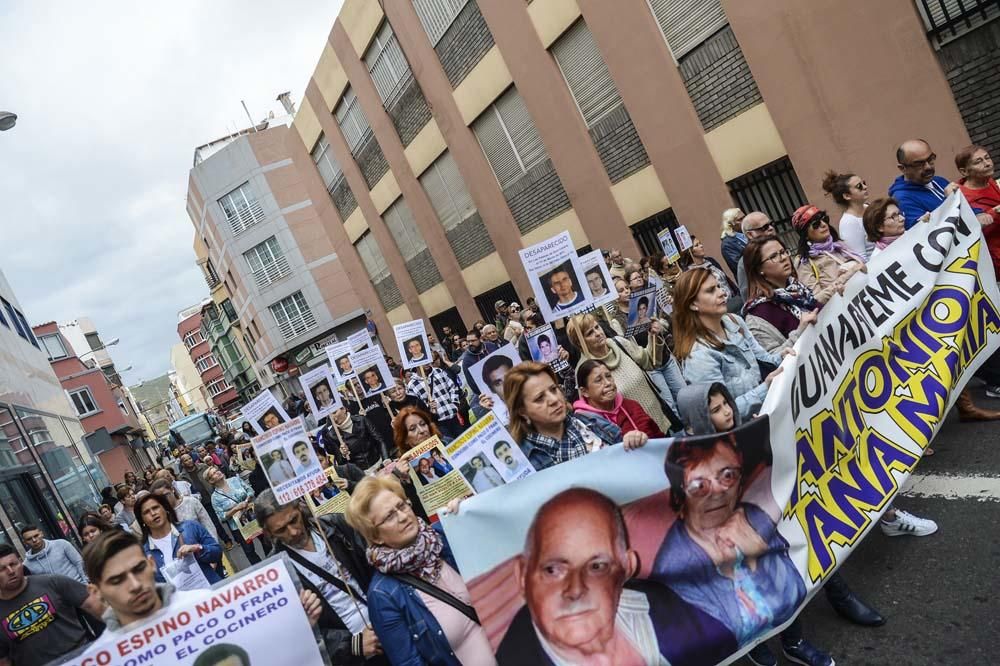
[[647, 354, 686, 416]]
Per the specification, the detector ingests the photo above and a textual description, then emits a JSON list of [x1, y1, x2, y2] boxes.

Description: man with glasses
[[889, 138, 956, 229], [737, 212, 780, 300]]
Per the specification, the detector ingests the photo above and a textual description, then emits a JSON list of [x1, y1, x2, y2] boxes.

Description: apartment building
[[177, 302, 240, 413], [170, 342, 211, 414], [277, 0, 977, 354], [128, 373, 182, 440], [186, 117, 367, 394]]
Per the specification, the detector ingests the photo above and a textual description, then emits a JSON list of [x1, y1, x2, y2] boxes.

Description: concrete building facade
[[128, 374, 182, 440], [186, 119, 368, 395], [279, 0, 974, 354], [170, 342, 211, 414]]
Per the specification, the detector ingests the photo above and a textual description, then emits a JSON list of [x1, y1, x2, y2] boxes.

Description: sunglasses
[[809, 213, 830, 229], [853, 180, 868, 191]]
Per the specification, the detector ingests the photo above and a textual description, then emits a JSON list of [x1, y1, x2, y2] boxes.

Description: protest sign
[[519, 231, 593, 321], [440, 193, 1000, 665], [446, 411, 534, 493], [674, 224, 693, 251], [625, 286, 658, 336], [468, 343, 520, 425], [233, 504, 263, 542], [251, 417, 326, 504], [525, 324, 568, 373], [348, 329, 371, 351], [57, 556, 325, 666], [304, 466, 351, 516], [325, 341, 356, 384], [406, 436, 473, 516], [350, 346, 394, 398], [298, 365, 341, 422], [242, 390, 290, 436], [657, 227, 680, 262], [579, 249, 617, 306], [393, 319, 432, 369], [161, 554, 212, 592]]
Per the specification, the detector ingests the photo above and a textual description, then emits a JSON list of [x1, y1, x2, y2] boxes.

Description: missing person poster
[[406, 436, 474, 516], [348, 329, 371, 351], [251, 417, 326, 503], [525, 325, 568, 373], [57, 557, 325, 666], [298, 365, 342, 422], [325, 341, 356, 384], [394, 319, 432, 369], [580, 249, 617, 306], [242, 390, 290, 436], [468, 343, 521, 425], [518, 231, 593, 322], [304, 466, 350, 516], [445, 411, 534, 494], [349, 346, 394, 397], [625, 286, 658, 336], [657, 227, 680, 263], [674, 224, 693, 251]]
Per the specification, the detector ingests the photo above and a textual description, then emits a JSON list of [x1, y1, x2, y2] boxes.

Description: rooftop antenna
[[241, 100, 258, 131]]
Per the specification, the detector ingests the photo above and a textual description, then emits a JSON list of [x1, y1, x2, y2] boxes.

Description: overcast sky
[[0, 1, 343, 386]]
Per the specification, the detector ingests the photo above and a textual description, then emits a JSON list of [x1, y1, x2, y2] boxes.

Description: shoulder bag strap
[[394, 573, 480, 625], [608, 337, 684, 433], [283, 546, 358, 600]]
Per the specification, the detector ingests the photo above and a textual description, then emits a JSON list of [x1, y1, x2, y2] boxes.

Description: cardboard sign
[[394, 319, 433, 370], [579, 250, 618, 306], [406, 436, 474, 516], [349, 346, 394, 398], [657, 227, 680, 263], [251, 417, 326, 504], [525, 325, 568, 373], [467, 343, 521, 425], [299, 365, 342, 421], [325, 341, 356, 384], [446, 411, 534, 493], [519, 231, 594, 322], [242, 390, 290, 436]]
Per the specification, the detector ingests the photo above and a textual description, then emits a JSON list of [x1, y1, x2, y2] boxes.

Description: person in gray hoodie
[[21, 525, 87, 584], [675, 383, 884, 666]]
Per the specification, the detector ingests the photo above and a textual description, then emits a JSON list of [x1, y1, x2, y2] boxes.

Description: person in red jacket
[[573, 359, 665, 438], [956, 145, 1000, 273]]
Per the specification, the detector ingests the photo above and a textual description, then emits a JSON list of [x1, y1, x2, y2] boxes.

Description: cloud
[[0, 1, 343, 385]]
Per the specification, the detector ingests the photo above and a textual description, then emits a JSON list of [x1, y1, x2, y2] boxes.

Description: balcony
[[224, 199, 265, 236], [250, 254, 291, 290]]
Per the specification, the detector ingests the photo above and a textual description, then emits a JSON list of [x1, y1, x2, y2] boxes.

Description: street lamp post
[[0, 112, 17, 132]]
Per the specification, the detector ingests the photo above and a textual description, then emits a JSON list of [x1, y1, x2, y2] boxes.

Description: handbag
[[394, 573, 480, 625]]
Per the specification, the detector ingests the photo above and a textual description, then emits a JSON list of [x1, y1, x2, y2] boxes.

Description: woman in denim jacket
[[134, 493, 222, 588], [672, 269, 788, 420], [347, 476, 494, 666]]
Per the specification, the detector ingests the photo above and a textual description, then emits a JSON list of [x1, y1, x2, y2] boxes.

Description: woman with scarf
[[346, 476, 496, 666], [742, 238, 819, 353], [862, 197, 907, 261], [791, 204, 867, 303], [573, 360, 664, 438]]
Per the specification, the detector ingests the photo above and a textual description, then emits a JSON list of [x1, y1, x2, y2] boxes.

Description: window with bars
[[917, 0, 1000, 46], [551, 20, 623, 128], [244, 237, 291, 289], [413, 0, 470, 46], [364, 21, 411, 107], [69, 388, 99, 417], [472, 87, 547, 189], [419, 151, 476, 231], [194, 353, 217, 373], [206, 378, 231, 397], [311, 133, 344, 192], [269, 291, 318, 341], [354, 231, 390, 282], [218, 182, 265, 235], [335, 86, 372, 154], [183, 330, 204, 349], [727, 156, 807, 252], [647, 0, 728, 59], [39, 334, 68, 360]]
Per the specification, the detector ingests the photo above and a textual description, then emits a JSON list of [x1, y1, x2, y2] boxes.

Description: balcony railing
[[917, 0, 1000, 46], [224, 199, 266, 236], [251, 254, 291, 290]]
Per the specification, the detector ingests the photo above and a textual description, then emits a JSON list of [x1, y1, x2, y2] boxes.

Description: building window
[[364, 21, 411, 107], [244, 236, 291, 289], [647, 0, 728, 60], [221, 299, 238, 323], [472, 87, 547, 189], [413, 0, 470, 46], [334, 86, 372, 154], [68, 388, 99, 417], [551, 20, 623, 128], [206, 378, 231, 397], [419, 150, 476, 231], [311, 133, 345, 192], [354, 231, 390, 282], [218, 182, 265, 235], [183, 330, 204, 350], [39, 334, 68, 360], [269, 292, 317, 341], [382, 197, 427, 261], [728, 156, 807, 253], [194, 353, 217, 373]]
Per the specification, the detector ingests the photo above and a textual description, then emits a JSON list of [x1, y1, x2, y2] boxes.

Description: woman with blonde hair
[[720, 207, 747, 275]]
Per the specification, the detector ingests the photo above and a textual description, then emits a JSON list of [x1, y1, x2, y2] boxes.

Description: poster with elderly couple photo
[[305, 466, 351, 516], [251, 417, 327, 504], [299, 365, 342, 422], [440, 417, 798, 666], [519, 231, 594, 322], [445, 411, 534, 494], [525, 325, 568, 373], [393, 319, 432, 370], [579, 249, 617, 307], [468, 343, 521, 425], [406, 436, 474, 517], [625, 286, 658, 336], [349, 346, 394, 397], [242, 389, 291, 435]]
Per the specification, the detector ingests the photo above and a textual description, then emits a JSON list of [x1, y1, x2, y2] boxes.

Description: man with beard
[[459, 329, 497, 389]]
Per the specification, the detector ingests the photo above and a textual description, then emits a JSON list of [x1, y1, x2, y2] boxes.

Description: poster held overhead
[[625, 286, 658, 336], [251, 417, 327, 504], [348, 329, 372, 351], [350, 346, 394, 397], [325, 341, 357, 383], [468, 343, 521, 425], [579, 249, 617, 306], [657, 227, 681, 263], [393, 319, 432, 369], [242, 389, 291, 435], [299, 364, 342, 422], [674, 224, 693, 251], [518, 231, 593, 322]]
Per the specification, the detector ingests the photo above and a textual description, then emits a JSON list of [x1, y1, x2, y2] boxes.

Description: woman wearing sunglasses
[[822, 170, 873, 260], [792, 204, 866, 304]]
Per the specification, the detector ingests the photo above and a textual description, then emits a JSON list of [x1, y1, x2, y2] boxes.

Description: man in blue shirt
[[888, 139, 955, 229]]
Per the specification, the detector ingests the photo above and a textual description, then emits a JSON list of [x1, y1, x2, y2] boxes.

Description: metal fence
[[473, 281, 522, 324], [727, 156, 807, 253], [630, 209, 679, 257], [916, 0, 1000, 45]]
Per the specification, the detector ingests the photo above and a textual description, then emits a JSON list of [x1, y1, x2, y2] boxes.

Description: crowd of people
[[5, 138, 997, 666]]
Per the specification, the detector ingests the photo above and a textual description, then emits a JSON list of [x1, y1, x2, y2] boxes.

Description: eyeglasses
[[853, 180, 868, 191], [809, 213, 830, 229], [886, 211, 905, 222], [904, 153, 936, 169], [764, 248, 791, 263], [374, 499, 411, 530], [685, 466, 742, 498]]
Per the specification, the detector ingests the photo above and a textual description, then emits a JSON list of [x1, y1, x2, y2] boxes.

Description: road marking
[[901, 472, 1000, 502]]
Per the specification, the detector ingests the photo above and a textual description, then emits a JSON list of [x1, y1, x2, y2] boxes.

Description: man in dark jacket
[[318, 407, 389, 469], [459, 329, 498, 389], [257, 490, 386, 665]]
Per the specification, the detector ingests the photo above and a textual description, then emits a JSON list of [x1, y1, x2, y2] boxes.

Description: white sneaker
[[880, 509, 938, 537]]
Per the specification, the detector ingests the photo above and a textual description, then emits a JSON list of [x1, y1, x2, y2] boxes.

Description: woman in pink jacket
[[572, 359, 665, 439]]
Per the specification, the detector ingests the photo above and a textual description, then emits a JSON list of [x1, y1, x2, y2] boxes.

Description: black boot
[[824, 572, 886, 626]]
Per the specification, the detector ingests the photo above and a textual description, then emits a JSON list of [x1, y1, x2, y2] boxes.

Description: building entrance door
[[0, 471, 64, 548]]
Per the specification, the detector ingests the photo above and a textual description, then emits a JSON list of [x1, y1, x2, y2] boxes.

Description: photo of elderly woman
[[648, 429, 804, 646]]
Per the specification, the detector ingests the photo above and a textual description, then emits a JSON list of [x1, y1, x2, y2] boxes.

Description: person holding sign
[[320, 407, 389, 469], [134, 493, 221, 589], [204, 465, 262, 566], [405, 365, 464, 439], [256, 490, 386, 665], [346, 476, 496, 666]]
